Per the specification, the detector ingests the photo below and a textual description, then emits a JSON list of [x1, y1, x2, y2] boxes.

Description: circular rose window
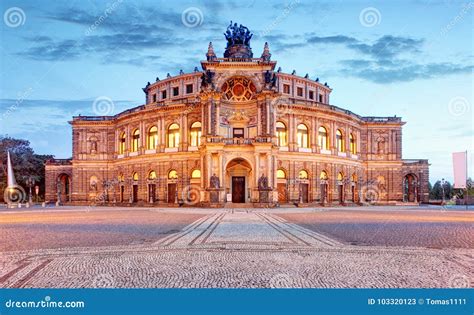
[[222, 77, 256, 101]]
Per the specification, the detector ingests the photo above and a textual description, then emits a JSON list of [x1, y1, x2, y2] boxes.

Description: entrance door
[[132, 185, 138, 203], [168, 183, 176, 203], [338, 184, 344, 203], [232, 176, 245, 203], [277, 183, 287, 203], [120, 186, 124, 202], [300, 183, 309, 203], [148, 184, 156, 203]]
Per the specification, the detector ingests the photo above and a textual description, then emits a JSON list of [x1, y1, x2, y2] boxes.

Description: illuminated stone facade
[[45, 25, 429, 206]]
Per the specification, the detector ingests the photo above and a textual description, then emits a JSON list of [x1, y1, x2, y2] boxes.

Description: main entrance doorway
[[226, 158, 252, 204], [232, 176, 245, 203]]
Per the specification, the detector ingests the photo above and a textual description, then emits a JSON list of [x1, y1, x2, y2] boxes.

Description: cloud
[[17, 3, 225, 65], [340, 59, 473, 83], [303, 34, 471, 83]]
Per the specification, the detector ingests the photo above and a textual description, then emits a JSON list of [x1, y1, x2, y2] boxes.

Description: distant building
[[45, 23, 429, 206]]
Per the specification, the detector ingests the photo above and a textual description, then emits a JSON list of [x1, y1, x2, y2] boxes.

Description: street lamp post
[[26, 177, 35, 204]]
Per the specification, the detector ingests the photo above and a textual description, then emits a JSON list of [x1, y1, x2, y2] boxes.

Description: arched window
[[318, 126, 329, 150], [337, 172, 344, 181], [131, 129, 140, 152], [167, 123, 180, 148], [297, 124, 309, 148], [299, 170, 309, 179], [189, 122, 202, 147], [168, 169, 178, 179], [351, 173, 357, 182], [118, 173, 124, 182], [147, 126, 158, 150], [350, 133, 356, 154], [191, 169, 201, 178], [148, 171, 157, 180], [320, 171, 328, 180], [132, 172, 139, 181], [277, 169, 286, 179], [119, 132, 126, 154], [276, 121, 287, 147], [336, 129, 344, 153]]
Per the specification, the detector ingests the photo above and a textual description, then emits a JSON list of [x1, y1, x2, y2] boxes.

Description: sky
[[0, 0, 472, 183]]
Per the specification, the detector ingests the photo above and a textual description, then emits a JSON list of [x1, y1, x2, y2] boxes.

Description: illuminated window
[[297, 124, 309, 148], [350, 133, 356, 154], [276, 121, 287, 147], [147, 126, 158, 150], [131, 129, 140, 152], [337, 172, 344, 181], [318, 126, 328, 150], [351, 173, 357, 182], [336, 129, 344, 153], [148, 171, 157, 180], [277, 169, 286, 179], [167, 123, 180, 148], [168, 170, 178, 179], [191, 169, 201, 179], [299, 170, 309, 179], [119, 132, 126, 154], [190, 122, 202, 147], [132, 172, 139, 181], [118, 173, 124, 182], [320, 171, 328, 180]]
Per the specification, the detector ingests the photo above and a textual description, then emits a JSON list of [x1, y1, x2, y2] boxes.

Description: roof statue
[[223, 21, 253, 58]]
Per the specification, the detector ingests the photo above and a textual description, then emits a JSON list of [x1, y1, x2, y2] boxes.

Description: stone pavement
[[0, 208, 472, 288]]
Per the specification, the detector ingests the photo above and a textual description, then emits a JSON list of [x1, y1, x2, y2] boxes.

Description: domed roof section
[[223, 21, 253, 59]]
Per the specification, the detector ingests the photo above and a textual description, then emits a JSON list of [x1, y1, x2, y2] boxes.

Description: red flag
[[452, 152, 467, 189]]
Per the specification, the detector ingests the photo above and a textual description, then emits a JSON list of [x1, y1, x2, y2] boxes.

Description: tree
[[0, 135, 53, 202], [429, 179, 453, 200]]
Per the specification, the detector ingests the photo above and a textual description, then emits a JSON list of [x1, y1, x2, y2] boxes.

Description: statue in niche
[[90, 139, 98, 153], [90, 181, 97, 192], [258, 174, 269, 190], [377, 138, 385, 154], [210, 173, 220, 188]]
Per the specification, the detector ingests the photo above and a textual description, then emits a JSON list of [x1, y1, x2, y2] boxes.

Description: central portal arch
[[225, 158, 253, 203]]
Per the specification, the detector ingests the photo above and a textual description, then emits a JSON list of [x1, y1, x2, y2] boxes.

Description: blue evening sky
[[0, 0, 472, 183]]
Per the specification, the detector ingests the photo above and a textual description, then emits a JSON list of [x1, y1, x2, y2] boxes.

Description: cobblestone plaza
[[0, 206, 472, 288]]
